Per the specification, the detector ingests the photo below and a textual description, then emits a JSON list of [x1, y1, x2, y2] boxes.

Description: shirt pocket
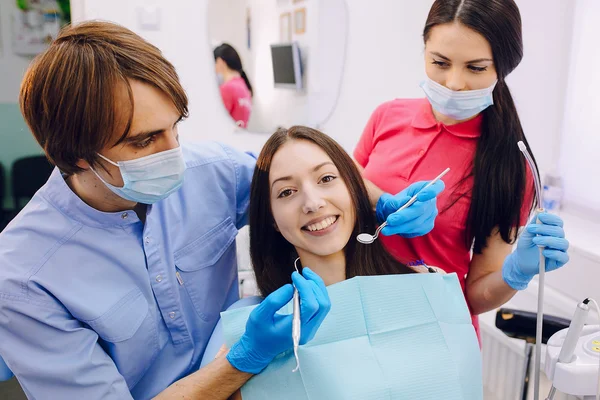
[[83, 288, 160, 389], [174, 217, 239, 323]]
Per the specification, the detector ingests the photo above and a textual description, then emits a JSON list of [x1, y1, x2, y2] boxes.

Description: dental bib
[[222, 273, 483, 400]]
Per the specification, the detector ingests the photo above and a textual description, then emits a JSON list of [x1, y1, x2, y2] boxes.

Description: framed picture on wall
[[294, 8, 306, 35], [280, 12, 291, 42], [292, 0, 305, 3]]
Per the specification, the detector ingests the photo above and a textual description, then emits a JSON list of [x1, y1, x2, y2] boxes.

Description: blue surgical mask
[[420, 77, 497, 120], [92, 146, 186, 204]]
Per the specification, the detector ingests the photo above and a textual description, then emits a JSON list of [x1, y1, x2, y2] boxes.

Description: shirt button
[[169, 311, 176, 319], [156, 275, 163, 283], [418, 149, 425, 156], [145, 237, 151, 244], [121, 212, 128, 219]]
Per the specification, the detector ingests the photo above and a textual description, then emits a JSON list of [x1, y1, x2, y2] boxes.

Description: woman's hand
[[376, 180, 445, 238], [502, 212, 570, 290]]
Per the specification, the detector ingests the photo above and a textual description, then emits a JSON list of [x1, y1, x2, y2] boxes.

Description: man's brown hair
[[19, 21, 189, 175]]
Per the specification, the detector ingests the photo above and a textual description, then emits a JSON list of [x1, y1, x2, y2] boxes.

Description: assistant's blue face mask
[[92, 146, 186, 204], [420, 77, 497, 121]]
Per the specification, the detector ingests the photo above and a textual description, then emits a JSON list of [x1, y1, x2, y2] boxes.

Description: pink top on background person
[[219, 77, 252, 128]]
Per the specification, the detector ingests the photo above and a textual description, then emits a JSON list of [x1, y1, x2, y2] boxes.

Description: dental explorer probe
[[518, 140, 545, 400], [292, 257, 302, 372]]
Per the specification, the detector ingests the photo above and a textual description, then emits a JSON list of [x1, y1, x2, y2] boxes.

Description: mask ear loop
[[91, 154, 124, 189], [96, 153, 119, 167]]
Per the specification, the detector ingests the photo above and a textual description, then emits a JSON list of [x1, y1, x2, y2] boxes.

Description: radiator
[[481, 313, 529, 400]]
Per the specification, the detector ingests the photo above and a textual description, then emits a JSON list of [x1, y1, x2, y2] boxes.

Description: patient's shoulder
[[228, 296, 263, 310]]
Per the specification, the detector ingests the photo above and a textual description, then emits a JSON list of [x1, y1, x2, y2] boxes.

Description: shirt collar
[[40, 168, 142, 228], [411, 99, 482, 138]]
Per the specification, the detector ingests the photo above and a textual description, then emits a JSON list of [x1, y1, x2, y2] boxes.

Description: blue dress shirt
[[0, 141, 255, 399]]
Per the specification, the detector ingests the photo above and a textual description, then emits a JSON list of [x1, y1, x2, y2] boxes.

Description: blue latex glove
[[502, 212, 570, 290], [226, 267, 331, 374], [376, 180, 445, 238]]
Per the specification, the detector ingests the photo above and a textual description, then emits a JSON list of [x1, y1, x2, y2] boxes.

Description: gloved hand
[[502, 212, 570, 290], [226, 267, 331, 374], [376, 180, 445, 238]]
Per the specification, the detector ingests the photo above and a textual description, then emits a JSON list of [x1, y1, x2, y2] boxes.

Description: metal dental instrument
[[518, 141, 545, 400], [292, 257, 301, 372], [357, 167, 451, 244]]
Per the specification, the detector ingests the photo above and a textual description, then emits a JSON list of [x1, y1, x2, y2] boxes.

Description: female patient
[[249, 125, 431, 296], [216, 126, 454, 399], [219, 126, 447, 399]]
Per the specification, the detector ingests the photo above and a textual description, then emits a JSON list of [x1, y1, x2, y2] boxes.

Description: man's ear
[[75, 159, 91, 170]]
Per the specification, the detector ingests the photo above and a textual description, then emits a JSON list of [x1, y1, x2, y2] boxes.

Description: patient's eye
[[320, 175, 337, 184], [278, 188, 295, 198]]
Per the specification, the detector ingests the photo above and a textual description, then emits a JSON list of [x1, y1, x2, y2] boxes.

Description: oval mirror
[[207, 0, 348, 133]]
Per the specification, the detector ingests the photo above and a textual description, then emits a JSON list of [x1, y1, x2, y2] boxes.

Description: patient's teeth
[[306, 216, 337, 232]]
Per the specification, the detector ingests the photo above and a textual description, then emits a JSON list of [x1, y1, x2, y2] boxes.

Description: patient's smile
[[303, 215, 339, 233]]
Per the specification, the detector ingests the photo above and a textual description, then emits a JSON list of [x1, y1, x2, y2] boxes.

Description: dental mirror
[[357, 168, 450, 245]]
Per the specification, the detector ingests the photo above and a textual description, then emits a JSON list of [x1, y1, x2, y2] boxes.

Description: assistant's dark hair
[[424, 0, 538, 253], [213, 43, 253, 96], [249, 126, 412, 296]]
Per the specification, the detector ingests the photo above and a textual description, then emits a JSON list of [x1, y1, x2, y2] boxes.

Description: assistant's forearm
[[466, 269, 518, 315], [154, 356, 251, 400]]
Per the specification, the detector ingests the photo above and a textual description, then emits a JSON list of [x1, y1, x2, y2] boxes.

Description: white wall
[[558, 0, 600, 213], [508, 0, 574, 179]]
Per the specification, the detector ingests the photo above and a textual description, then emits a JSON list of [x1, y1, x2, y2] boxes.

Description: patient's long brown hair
[[249, 126, 412, 296]]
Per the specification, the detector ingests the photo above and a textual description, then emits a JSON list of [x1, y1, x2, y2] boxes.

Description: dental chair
[[495, 308, 571, 400]]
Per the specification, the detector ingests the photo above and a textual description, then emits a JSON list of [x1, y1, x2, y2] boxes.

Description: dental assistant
[[0, 22, 438, 399], [355, 0, 570, 337]]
